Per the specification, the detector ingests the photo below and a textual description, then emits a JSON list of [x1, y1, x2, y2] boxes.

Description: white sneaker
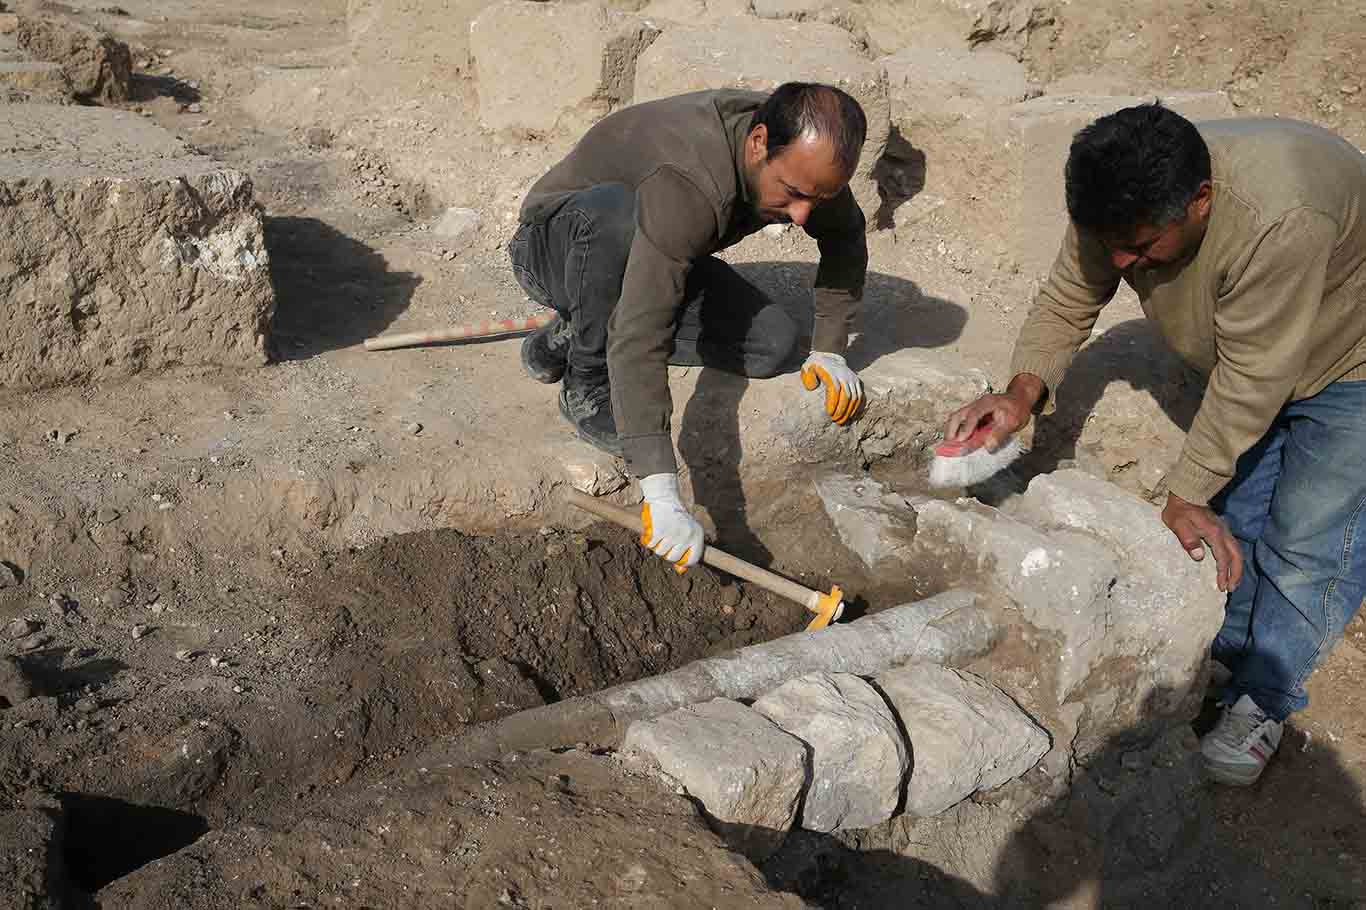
[[1200, 694, 1283, 786]]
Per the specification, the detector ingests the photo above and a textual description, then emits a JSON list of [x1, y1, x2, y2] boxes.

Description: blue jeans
[[1210, 379, 1366, 720]]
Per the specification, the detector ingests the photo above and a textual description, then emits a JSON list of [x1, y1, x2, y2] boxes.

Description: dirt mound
[[301, 522, 809, 703]]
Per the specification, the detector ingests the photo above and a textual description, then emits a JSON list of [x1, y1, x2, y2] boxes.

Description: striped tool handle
[[363, 311, 557, 351]]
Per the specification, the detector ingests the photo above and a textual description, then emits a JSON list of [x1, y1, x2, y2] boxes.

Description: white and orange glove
[[801, 352, 863, 425], [639, 473, 705, 574]]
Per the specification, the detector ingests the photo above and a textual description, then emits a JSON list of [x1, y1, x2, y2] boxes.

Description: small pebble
[[131, 623, 150, 640], [158, 502, 174, 512], [75, 697, 98, 714], [174, 649, 196, 662], [545, 543, 566, 558], [232, 685, 244, 694], [188, 102, 203, 114], [406, 422, 424, 436], [189, 467, 203, 484], [6, 618, 38, 639], [0, 563, 19, 588], [151, 493, 163, 503]]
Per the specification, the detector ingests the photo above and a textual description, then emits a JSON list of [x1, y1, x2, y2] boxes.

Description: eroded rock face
[[15, 14, 131, 102], [0, 105, 274, 390]]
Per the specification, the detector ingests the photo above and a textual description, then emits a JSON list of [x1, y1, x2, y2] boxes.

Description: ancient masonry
[[0, 13, 273, 390]]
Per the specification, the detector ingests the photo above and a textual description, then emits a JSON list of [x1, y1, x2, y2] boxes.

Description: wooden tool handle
[[565, 489, 820, 610], [363, 312, 557, 351]]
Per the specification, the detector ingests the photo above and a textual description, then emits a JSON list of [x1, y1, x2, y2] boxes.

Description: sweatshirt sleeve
[[1166, 208, 1337, 505], [1009, 222, 1122, 412], [606, 167, 720, 479], [801, 187, 867, 356]]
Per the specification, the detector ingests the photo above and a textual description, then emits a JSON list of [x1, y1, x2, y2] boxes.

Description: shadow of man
[[994, 705, 1365, 908], [1014, 317, 1207, 489], [678, 262, 967, 567], [263, 216, 422, 360]]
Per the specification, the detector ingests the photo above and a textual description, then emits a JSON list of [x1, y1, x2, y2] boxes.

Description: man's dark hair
[[752, 82, 867, 175], [1064, 102, 1212, 234]]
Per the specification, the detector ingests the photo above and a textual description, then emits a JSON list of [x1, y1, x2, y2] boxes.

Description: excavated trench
[[24, 497, 972, 902]]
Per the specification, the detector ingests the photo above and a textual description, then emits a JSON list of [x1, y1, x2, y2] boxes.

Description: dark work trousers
[[507, 182, 798, 382]]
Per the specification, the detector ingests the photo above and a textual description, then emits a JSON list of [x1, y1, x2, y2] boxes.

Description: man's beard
[[742, 162, 787, 224]]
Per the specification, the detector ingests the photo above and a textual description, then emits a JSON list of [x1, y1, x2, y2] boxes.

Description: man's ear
[[1191, 180, 1214, 220], [745, 123, 768, 166]]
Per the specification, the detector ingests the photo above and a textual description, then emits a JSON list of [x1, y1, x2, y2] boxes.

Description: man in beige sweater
[[946, 104, 1366, 786]]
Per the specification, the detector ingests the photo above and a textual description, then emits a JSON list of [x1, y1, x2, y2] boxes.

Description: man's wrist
[[1005, 373, 1045, 412]]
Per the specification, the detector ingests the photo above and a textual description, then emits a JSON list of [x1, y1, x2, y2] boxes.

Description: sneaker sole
[[1200, 756, 1266, 787], [521, 333, 567, 384]]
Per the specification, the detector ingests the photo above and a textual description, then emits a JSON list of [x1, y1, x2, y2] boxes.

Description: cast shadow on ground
[[15, 648, 126, 699], [263, 216, 422, 360], [1012, 317, 1207, 484], [678, 263, 966, 566], [744, 688, 1365, 908], [129, 73, 201, 105]]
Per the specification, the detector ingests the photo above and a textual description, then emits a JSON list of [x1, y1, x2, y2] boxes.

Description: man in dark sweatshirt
[[945, 103, 1366, 787], [509, 83, 869, 573]]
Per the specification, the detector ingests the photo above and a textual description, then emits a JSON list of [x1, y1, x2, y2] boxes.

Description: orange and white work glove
[[801, 352, 863, 425], [639, 473, 705, 574]]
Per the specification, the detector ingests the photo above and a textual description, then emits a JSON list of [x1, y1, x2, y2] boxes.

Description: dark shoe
[[521, 314, 572, 384], [558, 373, 622, 457]]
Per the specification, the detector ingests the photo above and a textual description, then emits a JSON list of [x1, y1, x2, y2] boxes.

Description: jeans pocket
[[508, 225, 551, 308]]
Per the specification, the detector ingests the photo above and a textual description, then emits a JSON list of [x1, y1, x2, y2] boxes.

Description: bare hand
[[1161, 493, 1243, 592], [944, 374, 1043, 451]]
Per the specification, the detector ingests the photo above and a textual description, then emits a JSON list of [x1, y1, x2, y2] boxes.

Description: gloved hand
[[801, 352, 863, 425], [639, 473, 705, 574]]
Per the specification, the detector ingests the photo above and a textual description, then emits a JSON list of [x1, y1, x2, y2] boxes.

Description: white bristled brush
[[928, 417, 1024, 488]]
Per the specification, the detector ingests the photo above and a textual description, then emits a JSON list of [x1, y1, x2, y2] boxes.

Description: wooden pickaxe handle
[[363, 311, 558, 351], [565, 488, 844, 630]]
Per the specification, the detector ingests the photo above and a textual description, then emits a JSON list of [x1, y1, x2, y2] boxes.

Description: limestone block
[[1010, 469, 1225, 750], [877, 663, 1049, 816], [632, 16, 890, 222], [813, 473, 917, 571], [910, 497, 1116, 701], [883, 43, 1037, 120], [1007, 91, 1234, 277], [759, 350, 989, 474], [0, 797, 65, 910], [15, 14, 130, 101], [0, 105, 274, 389], [622, 697, 807, 860], [752, 672, 909, 832], [347, 0, 493, 83], [470, 0, 661, 135]]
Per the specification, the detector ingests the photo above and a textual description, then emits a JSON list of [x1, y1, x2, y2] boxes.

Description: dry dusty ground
[[1, 0, 1364, 906]]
